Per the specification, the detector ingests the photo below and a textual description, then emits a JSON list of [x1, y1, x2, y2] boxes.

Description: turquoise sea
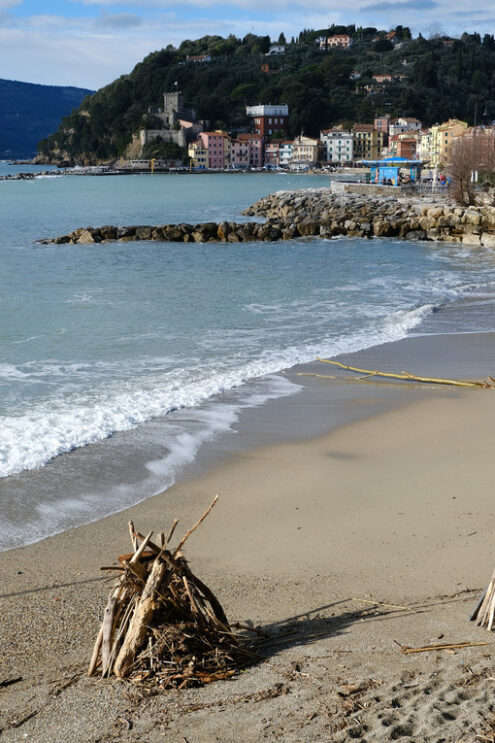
[[2, 163, 495, 550]]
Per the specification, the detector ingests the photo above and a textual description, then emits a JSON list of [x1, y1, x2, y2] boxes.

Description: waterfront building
[[352, 124, 384, 159], [429, 118, 468, 167], [198, 131, 229, 169], [265, 140, 282, 167], [230, 138, 250, 169], [397, 136, 418, 159], [188, 139, 208, 168], [279, 140, 293, 168], [290, 135, 322, 168], [320, 129, 353, 163], [245, 104, 290, 138], [237, 133, 264, 167]]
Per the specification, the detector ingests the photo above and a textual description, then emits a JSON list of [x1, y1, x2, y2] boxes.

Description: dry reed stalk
[[471, 568, 495, 630]]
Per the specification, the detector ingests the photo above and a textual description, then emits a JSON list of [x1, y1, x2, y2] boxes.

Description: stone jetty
[[1, 171, 56, 181], [40, 189, 495, 247]]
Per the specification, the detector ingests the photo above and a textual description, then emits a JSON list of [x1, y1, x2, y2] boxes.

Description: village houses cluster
[[186, 105, 494, 172], [142, 70, 494, 173]]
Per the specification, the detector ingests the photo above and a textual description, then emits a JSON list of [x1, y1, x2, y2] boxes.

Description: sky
[[1, 0, 494, 91]]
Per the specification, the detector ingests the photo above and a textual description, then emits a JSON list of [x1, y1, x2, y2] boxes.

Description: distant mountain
[[0, 79, 94, 159]]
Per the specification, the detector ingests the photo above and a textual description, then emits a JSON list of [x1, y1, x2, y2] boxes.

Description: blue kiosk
[[360, 157, 422, 187]]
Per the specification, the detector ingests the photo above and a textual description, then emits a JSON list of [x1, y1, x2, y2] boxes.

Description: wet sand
[[1, 332, 495, 741]]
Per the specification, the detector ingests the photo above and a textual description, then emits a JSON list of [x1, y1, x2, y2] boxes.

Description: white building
[[266, 44, 285, 55], [320, 129, 353, 163], [389, 117, 422, 137], [245, 104, 289, 118], [279, 140, 293, 168]]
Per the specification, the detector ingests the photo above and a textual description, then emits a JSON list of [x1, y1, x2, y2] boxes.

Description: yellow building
[[188, 139, 207, 168], [352, 124, 384, 160], [290, 136, 322, 168], [429, 118, 468, 167]]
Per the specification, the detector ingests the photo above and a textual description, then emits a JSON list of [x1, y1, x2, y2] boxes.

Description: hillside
[[0, 79, 93, 159], [37, 26, 495, 164]]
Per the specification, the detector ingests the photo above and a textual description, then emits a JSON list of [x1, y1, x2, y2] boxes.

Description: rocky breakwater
[[40, 189, 495, 246], [39, 220, 291, 245], [243, 189, 495, 247], [1, 171, 56, 181]]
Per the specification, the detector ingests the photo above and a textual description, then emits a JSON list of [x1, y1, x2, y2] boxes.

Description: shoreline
[[2, 330, 495, 740], [2, 328, 491, 555], [3, 329, 495, 555]]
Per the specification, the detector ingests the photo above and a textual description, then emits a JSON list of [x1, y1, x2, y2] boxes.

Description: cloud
[[451, 9, 489, 15], [361, 0, 438, 11], [95, 12, 143, 28]]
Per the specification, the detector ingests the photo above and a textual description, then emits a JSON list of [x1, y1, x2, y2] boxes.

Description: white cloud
[[2, 0, 495, 89], [96, 12, 143, 28]]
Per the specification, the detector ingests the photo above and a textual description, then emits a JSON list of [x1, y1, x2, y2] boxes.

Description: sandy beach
[[2, 333, 495, 742]]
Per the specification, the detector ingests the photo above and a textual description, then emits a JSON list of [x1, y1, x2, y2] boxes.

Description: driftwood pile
[[88, 496, 256, 687], [471, 567, 495, 631]]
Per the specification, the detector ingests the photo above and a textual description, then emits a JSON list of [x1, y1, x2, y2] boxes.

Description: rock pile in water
[[40, 189, 495, 247]]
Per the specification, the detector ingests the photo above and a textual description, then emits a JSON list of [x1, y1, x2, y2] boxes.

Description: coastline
[[2, 330, 495, 741]]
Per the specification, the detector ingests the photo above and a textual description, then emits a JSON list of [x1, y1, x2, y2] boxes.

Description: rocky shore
[[40, 189, 495, 246]]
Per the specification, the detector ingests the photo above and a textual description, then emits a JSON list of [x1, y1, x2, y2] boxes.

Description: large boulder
[[77, 228, 99, 244], [135, 226, 153, 240], [373, 220, 393, 237]]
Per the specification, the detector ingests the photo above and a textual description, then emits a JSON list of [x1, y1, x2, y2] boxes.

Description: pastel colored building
[[188, 139, 207, 168], [372, 73, 392, 84], [290, 135, 322, 168], [397, 136, 418, 159], [320, 129, 353, 163], [389, 117, 422, 137], [279, 140, 293, 168], [230, 138, 250, 169], [237, 134, 264, 167], [265, 139, 282, 167], [429, 118, 468, 167], [374, 115, 391, 135], [352, 124, 384, 160], [198, 131, 229, 169], [320, 34, 353, 49]]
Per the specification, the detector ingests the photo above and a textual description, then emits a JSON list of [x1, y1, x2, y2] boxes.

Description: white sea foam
[[0, 301, 436, 479]]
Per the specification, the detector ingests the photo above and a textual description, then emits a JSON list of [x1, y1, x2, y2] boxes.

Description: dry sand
[[1, 361, 495, 741]]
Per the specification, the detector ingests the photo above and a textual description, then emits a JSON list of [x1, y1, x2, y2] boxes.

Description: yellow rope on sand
[[316, 358, 495, 389]]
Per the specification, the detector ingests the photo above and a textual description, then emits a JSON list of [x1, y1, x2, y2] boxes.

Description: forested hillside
[[37, 25, 495, 164], [0, 79, 93, 159]]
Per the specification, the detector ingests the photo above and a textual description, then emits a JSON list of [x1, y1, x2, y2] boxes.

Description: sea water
[[2, 168, 495, 550]]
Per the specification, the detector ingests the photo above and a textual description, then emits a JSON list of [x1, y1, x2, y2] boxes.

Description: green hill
[[0, 79, 93, 159], [37, 26, 495, 164]]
